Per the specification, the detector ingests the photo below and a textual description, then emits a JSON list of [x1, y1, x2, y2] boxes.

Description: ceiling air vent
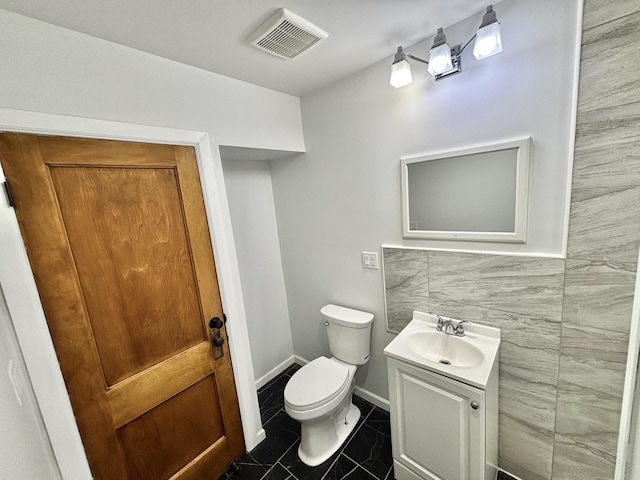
[[247, 8, 329, 60]]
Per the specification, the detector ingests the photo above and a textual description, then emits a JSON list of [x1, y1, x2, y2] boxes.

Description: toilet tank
[[321, 304, 374, 365]]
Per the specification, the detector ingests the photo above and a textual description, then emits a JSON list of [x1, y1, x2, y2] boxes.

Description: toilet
[[284, 304, 374, 466]]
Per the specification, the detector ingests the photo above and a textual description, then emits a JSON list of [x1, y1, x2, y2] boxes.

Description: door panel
[[118, 378, 224, 480], [0, 133, 244, 479], [49, 165, 205, 385], [107, 343, 215, 429]]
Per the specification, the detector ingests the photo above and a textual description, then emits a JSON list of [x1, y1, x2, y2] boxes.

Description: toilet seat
[[284, 357, 350, 411]]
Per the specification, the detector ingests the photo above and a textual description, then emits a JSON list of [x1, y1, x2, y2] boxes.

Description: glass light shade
[[427, 43, 453, 76], [390, 59, 413, 88], [473, 22, 503, 59]]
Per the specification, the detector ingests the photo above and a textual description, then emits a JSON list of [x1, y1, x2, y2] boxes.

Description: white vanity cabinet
[[383, 312, 500, 480], [388, 358, 496, 480]]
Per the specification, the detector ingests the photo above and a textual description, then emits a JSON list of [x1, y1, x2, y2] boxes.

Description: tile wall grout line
[[550, 250, 569, 479]]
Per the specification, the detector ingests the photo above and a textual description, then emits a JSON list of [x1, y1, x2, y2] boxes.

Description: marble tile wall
[[383, 248, 429, 333], [383, 3, 640, 479], [553, 2, 640, 478], [383, 248, 565, 480]]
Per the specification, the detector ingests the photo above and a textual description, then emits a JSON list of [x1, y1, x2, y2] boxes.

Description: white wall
[[0, 8, 305, 476], [271, 0, 581, 399], [222, 158, 294, 384], [0, 283, 61, 480], [0, 9, 304, 152]]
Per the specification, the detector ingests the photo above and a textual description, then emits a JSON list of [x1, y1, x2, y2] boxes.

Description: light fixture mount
[[389, 4, 502, 88]]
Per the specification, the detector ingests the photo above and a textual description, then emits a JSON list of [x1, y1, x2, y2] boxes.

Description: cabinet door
[[388, 359, 485, 480]]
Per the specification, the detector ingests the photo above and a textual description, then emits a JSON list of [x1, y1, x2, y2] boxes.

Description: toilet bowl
[[284, 304, 373, 466], [285, 357, 359, 466]]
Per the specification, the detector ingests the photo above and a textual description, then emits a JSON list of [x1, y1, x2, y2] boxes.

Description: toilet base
[[298, 402, 361, 467]]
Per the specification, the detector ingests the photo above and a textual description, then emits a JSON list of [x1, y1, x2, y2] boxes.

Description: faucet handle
[[436, 316, 445, 332], [454, 320, 471, 336]]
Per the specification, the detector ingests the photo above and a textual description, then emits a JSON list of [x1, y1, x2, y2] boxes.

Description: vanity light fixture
[[473, 5, 503, 59], [390, 4, 502, 88], [426, 28, 455, 76]]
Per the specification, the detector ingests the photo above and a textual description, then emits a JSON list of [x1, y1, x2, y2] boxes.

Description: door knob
[[470, 401, 479, 410], [209, 317, 224, 329], [213, 336, 225, 348]]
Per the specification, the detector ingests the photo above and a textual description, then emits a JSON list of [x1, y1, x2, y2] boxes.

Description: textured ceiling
[[0, 0, 497, 96]]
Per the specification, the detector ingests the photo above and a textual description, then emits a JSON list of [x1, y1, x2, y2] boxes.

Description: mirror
[[401, 137, 531, 242]]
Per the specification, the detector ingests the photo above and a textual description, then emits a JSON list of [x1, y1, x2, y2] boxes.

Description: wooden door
[[0, 133, 244, 480]]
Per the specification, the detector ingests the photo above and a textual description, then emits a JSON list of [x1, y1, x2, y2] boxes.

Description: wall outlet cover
[[362, 251, 379, 270]]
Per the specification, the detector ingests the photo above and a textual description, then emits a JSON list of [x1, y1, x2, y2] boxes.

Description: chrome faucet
[[442, 317, 456, 335], [435, 316, 470, 337]]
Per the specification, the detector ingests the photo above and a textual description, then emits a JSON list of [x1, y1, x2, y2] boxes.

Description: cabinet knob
[[470, 401, 479, 410]]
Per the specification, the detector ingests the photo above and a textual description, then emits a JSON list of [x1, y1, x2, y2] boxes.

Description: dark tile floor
[[496, 473, 517, 480], [220, 363, 394, 480], [220, 363, 517, 480]]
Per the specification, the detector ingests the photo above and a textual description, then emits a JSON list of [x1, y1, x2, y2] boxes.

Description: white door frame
[[0, 108, 264, 479], [616, 246, 640, 479]]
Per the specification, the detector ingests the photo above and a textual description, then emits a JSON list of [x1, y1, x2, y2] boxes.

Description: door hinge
[[3, 181, 14, 207]]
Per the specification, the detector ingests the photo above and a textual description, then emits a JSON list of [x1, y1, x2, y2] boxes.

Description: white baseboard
[[293, 354, 309, 365], [354, 385, 390, 411], [255, 355, 296, 390]]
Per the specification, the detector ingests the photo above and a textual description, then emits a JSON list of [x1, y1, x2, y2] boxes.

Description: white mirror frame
[[401, 137, 531, 243]]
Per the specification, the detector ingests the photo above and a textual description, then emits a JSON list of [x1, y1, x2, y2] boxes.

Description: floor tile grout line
[[261, 405, 291, 428], [264, 441, 304, 480], [318, 454, 344, 480], [332, 422, 376, 477], [342, 452, 385, 480], [384, 463, 394, 480], [356, 421, 391, 440], [258, 461, 283, 480], [261, 365, 297, 395], [361, 420, 392, 439], [258, 372, 291, 396], [257, 454, 289, 480], [280, 461, 299, 480], [262, 365, 297, 388], [260, 406, 283, 426], [258, 377, 281, 394], [249, 412, 301, 476], [323, 455, 360, 480]]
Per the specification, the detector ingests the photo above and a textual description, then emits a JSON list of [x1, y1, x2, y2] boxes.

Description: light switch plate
[[362, 251, 379, 270]]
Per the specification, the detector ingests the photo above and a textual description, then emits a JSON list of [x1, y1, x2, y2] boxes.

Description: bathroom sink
[[405, 331, 485, 368], [383, 311, 500, 389]]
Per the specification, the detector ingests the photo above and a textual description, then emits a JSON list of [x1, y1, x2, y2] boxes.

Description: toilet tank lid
[[320, 304, 374, 328]]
